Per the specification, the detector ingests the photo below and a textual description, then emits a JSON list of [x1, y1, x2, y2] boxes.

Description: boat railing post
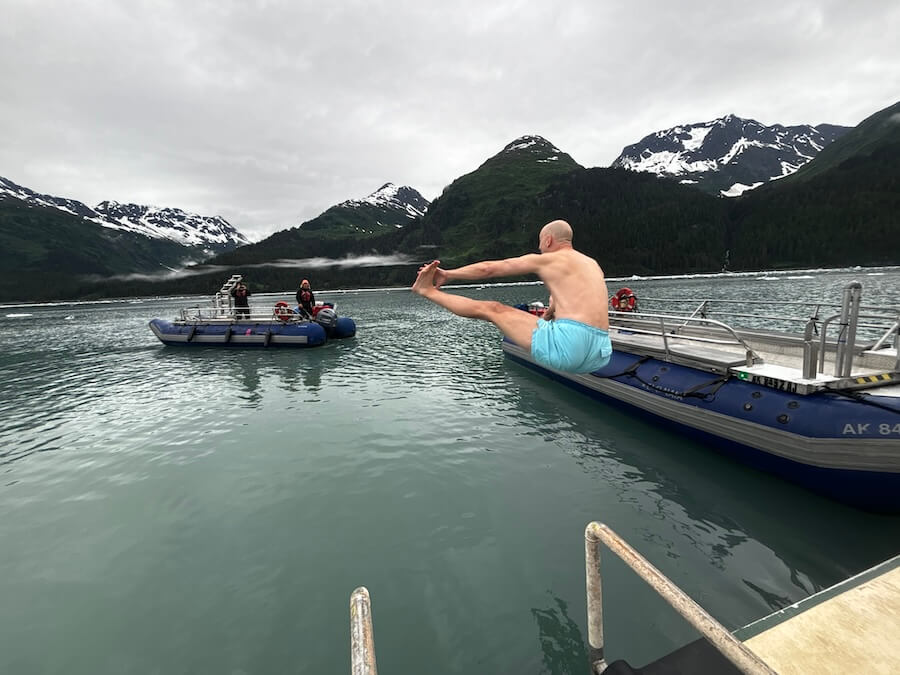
[[585, 522, 776, 675], [894, 316, 900, 371], [817, 314, 840, 374], [350, 587, 378, 675], [835, 282, 862, 377], [585, 525, 605, 673], [810, 304, 821, 336], [659, 317, 670, 360], [802, 319, 819, 378], [676, 302, 707, 334], [896, 317, 900, 371]]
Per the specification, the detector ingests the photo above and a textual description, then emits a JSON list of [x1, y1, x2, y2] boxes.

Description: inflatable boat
[[149, 275, 356, 348], [504, 282, 900, 512]]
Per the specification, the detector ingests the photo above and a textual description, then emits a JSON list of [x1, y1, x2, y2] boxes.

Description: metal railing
[[347, 523, 786, 674], [177, 306, 313, 323], [585, 522, 775, 675], [617, 283, 900, 378], [609, 310, 761, 366], [635, 294, 898, 334]]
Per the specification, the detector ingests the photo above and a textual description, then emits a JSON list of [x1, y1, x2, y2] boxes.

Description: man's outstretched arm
[[440, 254, 543, 284]]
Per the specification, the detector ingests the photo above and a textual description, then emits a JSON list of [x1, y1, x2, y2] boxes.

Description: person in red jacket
[[296, 279, 315, 318]]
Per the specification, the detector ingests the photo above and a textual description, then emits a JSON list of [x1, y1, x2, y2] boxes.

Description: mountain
[[6, 102, 898, 302], [404, 135, 583, 261], [0, 176, 250, 255], [725, 100, 900, 269], [775, 100, 900, 184], [612, 115, 850, 196], [0, 194, 201, 302], [210, 183, 429, 266], [90, 137, 581, 296], [296, 182, 428, 235], [92, 201, 249, 254]]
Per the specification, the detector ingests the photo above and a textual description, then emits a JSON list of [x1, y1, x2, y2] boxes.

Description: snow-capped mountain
[[335, 182, 429, 221], [93, 200, 250, 251], [498, 135, 581, 166], [295, 182, 429, 235], [612, 116, 850, 196], [503, 135, 563, 160], [0, 176, 250, 253]]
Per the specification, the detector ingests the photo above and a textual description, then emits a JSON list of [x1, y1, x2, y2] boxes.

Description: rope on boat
[[824, 385, 900, 416], [597, 355, 730, 401]]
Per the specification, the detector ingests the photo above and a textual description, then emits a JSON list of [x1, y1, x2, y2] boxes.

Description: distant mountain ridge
[[778, 100, 900, 184], [333, 183, 428, 222], [210, 182, 429, 265], [3, 99, 897, 302], [296, 182, 429, 236], [612, 115, 850, 196], [0, 176, 250, 254]]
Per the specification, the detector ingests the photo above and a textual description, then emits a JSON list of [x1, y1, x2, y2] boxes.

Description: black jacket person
[[296, 279, 315, 317], [231, 282, 251, 317]]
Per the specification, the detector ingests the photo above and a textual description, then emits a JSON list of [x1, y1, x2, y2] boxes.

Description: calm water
[[2, 268, 899, 674]]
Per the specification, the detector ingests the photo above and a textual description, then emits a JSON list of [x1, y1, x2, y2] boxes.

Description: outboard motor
[[315, 307, 338, 335]]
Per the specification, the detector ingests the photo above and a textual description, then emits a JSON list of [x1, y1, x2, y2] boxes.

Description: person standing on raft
[[411, 219, 612, 374], [296, 279, 315, 318]]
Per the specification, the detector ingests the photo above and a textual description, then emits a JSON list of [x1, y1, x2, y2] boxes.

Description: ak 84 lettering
[[842, 423, 900, 436]]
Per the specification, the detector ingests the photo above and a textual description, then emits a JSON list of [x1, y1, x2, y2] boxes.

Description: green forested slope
[[0, 198, 194, 302]]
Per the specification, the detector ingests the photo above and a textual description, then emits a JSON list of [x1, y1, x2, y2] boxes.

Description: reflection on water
[[0, 269, 898, 674], [508, 364, 899, 619], [532, 594, 587, 675]]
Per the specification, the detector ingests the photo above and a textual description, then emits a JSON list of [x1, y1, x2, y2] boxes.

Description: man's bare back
[[537, 247, 609, 330]]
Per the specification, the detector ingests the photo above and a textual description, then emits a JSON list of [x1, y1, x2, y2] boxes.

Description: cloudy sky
[[2, 0, 898, 239]]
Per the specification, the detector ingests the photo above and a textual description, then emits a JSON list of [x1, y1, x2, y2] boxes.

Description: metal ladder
[[347, 522, 777, 675], [215, 274, 242, 317]]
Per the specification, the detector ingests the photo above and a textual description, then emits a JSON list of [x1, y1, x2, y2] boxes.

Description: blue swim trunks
[[530, 319, 612, 374]]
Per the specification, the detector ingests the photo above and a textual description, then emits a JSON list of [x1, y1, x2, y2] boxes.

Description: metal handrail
[[636, 297, 898, 314], [870, 318, 899, 352], [611, 310, 760, 363], [350, 587, 378, 675], [585, 522, 775, 675], [177, 308, 315, 323], [674, 300, 708, 333], [816, 314, 888, 376], [613, 324, 764, 348]]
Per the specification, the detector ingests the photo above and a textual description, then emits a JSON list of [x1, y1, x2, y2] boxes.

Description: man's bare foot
[[412, 260, 440, 296]]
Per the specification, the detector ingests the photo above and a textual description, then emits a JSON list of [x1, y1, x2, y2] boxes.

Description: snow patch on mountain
[[721, 182, 764, 197], [503, 135, 564, 158], [613, 116, 850, 196], [0, 176, 250, 251], [94, 201, 249, 248], [337, 183, 429, 219]]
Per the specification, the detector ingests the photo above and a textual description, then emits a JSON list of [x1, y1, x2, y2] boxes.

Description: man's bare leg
[[412, 261, 539, 349]]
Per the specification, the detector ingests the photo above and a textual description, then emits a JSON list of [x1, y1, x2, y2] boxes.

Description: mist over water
[[1, 268, 898, 674], [85, 253, 419, 283]]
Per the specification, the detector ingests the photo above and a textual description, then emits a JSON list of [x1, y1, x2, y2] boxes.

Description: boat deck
[[738, 555, 900, 674], [608, 325, 900, 397]]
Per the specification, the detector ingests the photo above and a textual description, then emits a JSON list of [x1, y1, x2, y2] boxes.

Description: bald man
[[412, 219, 612, 374]]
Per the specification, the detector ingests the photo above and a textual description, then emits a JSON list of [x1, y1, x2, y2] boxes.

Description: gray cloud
[[2, 0, 899, 239]]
